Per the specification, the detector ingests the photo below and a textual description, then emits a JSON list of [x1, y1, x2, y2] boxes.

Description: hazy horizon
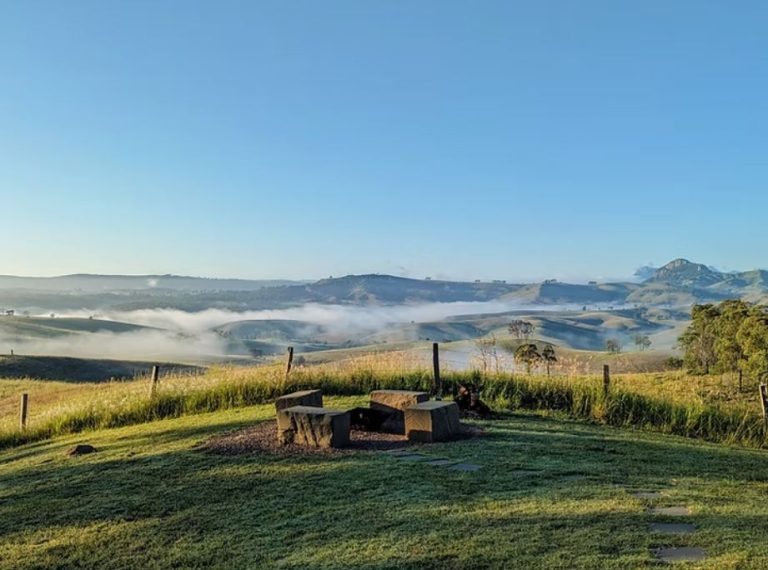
[[0, 257, 749, 285]]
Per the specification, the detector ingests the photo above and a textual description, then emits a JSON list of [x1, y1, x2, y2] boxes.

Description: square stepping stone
[[448, 462, 482, 472], [652, 547, 706, 563], [633, 491, 663, 500], [651, 506, 691, 517], [649, 523, 696, 534]]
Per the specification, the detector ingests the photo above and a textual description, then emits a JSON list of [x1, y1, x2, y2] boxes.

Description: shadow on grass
[[2, 413, 768, 568]]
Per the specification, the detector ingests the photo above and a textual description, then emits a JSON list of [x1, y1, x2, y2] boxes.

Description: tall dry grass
[[1, 351, 766, 450]]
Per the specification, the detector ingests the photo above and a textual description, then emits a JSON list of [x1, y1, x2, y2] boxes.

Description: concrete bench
[[275, 389, 323, 413], [404, 401, 461, 443], [370, 389, 429, 434], [277, 405, 350, 448]]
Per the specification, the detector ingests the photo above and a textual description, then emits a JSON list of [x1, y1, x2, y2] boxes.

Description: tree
[[735, 308, 768, 380], [633, 334, 652, 351], [678, 304, 720, 374], [475, 336, 501, 373], [541, 343, 557, 377], [605, 338, 622, 354], [677, 300, 768, 379], [713, 299, 750, 373], [514, 343, 542, 374], [508, 320, 535, 340]]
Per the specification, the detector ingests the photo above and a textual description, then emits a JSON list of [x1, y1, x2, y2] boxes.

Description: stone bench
[[275, 389, 323, 413], [370, 390, 429, 434], [277, 406, 350, 448], [404, 401, 461, 443]]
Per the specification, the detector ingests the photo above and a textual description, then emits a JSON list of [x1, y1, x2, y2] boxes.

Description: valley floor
[[2, 399, 768, 569]]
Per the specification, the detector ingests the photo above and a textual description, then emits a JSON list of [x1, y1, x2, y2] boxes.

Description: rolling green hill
[[9, 258, 768, 365], [0, 316, 155, 340], [0, 355, 202, 381], [214, 319, 325, 342], [302, 274, 525, 304], [501, 282, 633, 305], [3, 258, 768, 313], [365, 308, 674, 351]]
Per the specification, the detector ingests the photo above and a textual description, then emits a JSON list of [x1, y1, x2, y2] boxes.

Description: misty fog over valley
[[0, 259, 759, 367]]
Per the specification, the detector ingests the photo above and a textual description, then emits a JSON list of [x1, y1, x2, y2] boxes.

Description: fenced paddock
[[1, 351, 767, 450]]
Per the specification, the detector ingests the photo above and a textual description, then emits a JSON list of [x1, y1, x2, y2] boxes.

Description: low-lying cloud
[[11, 300, 588, 363], [0, 329, 228, 363], [57, 300, 574, 335]]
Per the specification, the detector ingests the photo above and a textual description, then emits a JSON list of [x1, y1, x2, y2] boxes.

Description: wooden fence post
[[603, 365, 610, 397], [148, 365, 159, 398], [759, 384, 768, 424], [19, 393, 28, 431], [433, 342, 442, 400], [285, 346, 294, 379]]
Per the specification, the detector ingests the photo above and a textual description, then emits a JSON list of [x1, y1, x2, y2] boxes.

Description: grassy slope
[[288, 340, 674, 375], [0, 317, 153, 338], [2, 400, 768, 569], [355, 309, 680, 352], [0, 355, 201, 382], [4, 358, 762, 451]]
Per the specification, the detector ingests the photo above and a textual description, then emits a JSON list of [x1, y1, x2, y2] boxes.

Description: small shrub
[[664, 356, 684, 370]]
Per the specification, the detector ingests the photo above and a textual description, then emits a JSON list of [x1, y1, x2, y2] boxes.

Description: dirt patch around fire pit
[[198, 421, 485, 457]]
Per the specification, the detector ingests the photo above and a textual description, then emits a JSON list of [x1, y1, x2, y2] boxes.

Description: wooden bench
[[404, 401, 461, 443], [276, 405, 350, 448]]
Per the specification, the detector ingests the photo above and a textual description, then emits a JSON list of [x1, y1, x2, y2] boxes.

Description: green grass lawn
[[2, 397, 768, 569]]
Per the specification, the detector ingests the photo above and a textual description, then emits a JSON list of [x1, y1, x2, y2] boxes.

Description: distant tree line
[[679, 299, 768, 377]]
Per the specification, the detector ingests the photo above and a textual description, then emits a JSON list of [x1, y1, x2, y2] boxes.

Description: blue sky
[[2, 1, 767, 282]]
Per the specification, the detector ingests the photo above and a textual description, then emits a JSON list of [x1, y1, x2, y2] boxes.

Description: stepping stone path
[[639, 488, 706, 563], [651, 506, 691, 517], [385, 455, 713, 562], [448, 463, 482, 472], [632, 491, 663, 500], [652, 547, 707, 563], [649, 523, 696, 535]]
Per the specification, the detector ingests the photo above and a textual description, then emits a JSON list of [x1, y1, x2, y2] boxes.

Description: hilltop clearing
[[2, 403, 768, 568]]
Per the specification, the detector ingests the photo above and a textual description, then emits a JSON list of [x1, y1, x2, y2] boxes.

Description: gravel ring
[[198, 421, 484, 457]]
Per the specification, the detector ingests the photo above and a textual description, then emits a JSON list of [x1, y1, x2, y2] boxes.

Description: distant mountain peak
[[649, 259, 723, 286], [661, 258, 699, 269]]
